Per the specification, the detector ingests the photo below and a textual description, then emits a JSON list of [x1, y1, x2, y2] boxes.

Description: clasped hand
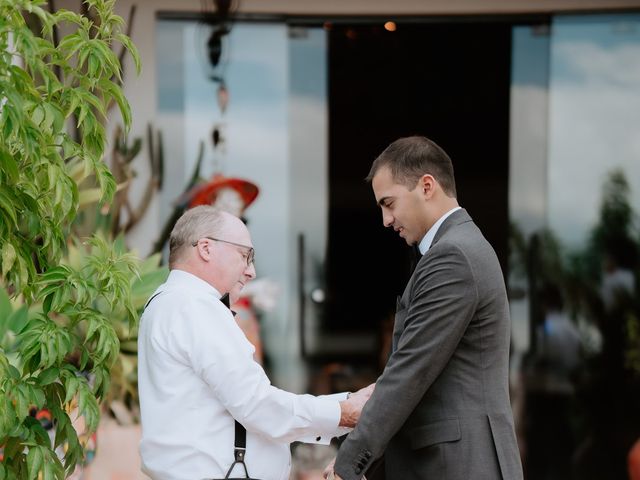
[[329, 382, 375, 478]]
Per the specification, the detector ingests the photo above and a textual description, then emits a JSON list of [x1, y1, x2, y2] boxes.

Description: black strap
[[143, 291, 163, 310], [222, 293, 250, 479], [221, 421, 250, 478]]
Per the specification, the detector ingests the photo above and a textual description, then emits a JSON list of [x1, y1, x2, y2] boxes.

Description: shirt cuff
[[293, 396, 341, 444], [313, 396, 342, 434]]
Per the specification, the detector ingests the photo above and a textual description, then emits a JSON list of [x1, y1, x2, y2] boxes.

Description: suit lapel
[[390, 209, 473, 353]]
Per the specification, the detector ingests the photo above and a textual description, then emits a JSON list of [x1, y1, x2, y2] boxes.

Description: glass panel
[[156, 20, 330, 391], [288, 26, 330, 358], [548, 14, 640, 247], [509, 24, 551, 355]]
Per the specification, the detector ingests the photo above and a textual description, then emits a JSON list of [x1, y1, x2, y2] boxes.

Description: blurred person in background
[[525, 284, 583, 480]]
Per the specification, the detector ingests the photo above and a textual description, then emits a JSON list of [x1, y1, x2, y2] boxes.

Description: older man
[[138, 206, 372, 480]]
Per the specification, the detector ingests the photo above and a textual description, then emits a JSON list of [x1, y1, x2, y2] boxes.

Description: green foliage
[[0, 1, 141, 478], [511, 169, 640, 371], [0, 0, 140, 296], [591, 169, 634, 250]]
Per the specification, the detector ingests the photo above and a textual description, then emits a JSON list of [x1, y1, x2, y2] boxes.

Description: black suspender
[[220, 293, 254, 479], [221, 420, 250, 479]]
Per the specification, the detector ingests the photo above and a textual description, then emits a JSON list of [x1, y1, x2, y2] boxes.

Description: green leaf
[[38, 367, 59, 386], [30, 6, 54, 38], [14, 384, 30, 418], [63, 375, 78, 405], [1, 243, 17, 277], [88, 52, 100, 78], [7, 305, 29, 334], [0, 287, 13, 329], [0, 393, 17, 439], [31, 104, 45, 127], [30, 386, 46, 410], [26, 445, 44, 480], [42, 294, 53, 315], [0, 189, 18, 227], [116, 32, 141, 74], [7, 364, 21, 380], [112, 82, 131, 129], [36, 266, 71, 284], [0, 149, 19, 183]]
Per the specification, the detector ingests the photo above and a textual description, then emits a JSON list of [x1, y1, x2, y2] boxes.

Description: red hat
[[188, 174, 259, 212]]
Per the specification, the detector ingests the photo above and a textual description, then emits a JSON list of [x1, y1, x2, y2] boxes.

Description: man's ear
[[420, 174, 436, 199], [195, 240, 212, 262]]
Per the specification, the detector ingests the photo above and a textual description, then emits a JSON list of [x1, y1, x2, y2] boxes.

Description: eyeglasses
[[192, 236, 255, 266]]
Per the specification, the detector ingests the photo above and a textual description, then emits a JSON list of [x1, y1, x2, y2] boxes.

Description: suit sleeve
[[334, 242, 479, 480]]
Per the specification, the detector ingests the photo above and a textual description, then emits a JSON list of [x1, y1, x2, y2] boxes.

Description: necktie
[[410, 244, 422, 273]]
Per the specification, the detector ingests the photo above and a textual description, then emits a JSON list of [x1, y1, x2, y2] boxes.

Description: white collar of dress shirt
[[166, 269, 223, 299], [418, 206, 462, 255]]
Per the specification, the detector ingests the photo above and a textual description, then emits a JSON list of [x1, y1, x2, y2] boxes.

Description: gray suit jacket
[[335, 209, 523, 480]]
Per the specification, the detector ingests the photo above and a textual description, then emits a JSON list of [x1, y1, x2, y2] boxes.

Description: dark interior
[[325, 21, 512, 333]]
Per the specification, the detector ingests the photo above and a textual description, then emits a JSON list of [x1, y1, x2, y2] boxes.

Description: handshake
[[323, 383, 375, 480], [338, 383, 375, 428]]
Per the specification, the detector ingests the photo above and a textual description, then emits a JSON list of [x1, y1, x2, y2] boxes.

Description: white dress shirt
[[417, 206, 462, 255], [138, 270, 346, 480]]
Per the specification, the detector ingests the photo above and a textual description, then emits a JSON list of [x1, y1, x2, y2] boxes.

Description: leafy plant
[[0, 1, 140, 479], [64, 237, 168, 422]]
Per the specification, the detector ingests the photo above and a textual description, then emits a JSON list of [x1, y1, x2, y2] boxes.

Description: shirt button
[[355, 467, 362, 474]]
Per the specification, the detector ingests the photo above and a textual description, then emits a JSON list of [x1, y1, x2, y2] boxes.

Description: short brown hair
[[169, 206, 224, 268], [366, 136, 457, 197]]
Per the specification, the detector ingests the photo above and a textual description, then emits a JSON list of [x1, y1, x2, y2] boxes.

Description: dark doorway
[[325, 21, 512, 333]]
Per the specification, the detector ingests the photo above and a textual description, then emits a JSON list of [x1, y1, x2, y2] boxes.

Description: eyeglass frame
[[192, 236, 255, 266]]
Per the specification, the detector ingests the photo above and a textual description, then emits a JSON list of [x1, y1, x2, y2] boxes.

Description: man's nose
[[382, 211, 394, 228], [245, 262, 256, 280]]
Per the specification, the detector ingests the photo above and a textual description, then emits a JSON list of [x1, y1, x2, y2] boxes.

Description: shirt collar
[[418, 206, 462, 255], [166, 269, 223, 299]]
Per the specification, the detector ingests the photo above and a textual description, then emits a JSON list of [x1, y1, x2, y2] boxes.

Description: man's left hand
[[322, 458, 346, 480], [323, 458, 338, 479]]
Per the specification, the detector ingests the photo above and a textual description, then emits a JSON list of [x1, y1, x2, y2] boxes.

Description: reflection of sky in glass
[[510, 26, 550, 237], [183, 23, 288, 181], [548, 14, 640, 247], [157, 21, 184, 112], [512, 26, 549, 89]]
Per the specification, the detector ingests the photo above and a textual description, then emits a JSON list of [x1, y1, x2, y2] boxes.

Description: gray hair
[[169, 206, 225, 268]]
